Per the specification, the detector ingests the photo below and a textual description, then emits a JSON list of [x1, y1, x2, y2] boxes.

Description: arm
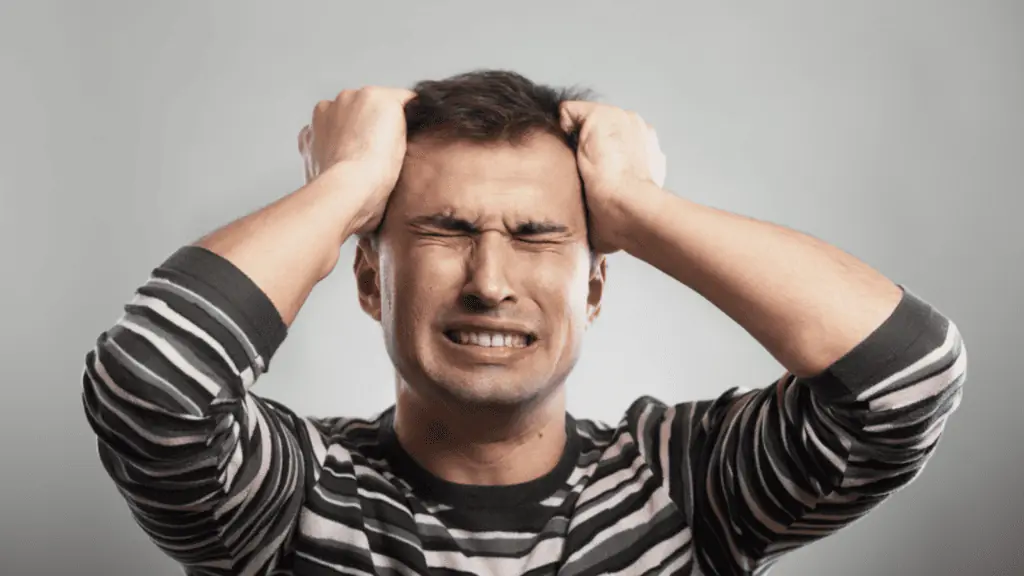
[[564, 99, 964, 572], [617, 182, 903, 377], [196, 162, 371, 324], [560, 98, 902, 377], [82, 87, 413, 573], [81, 168, 358, 573], [618, 185, 966, 573]]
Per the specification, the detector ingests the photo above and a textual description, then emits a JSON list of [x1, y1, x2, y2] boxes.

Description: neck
[[392, 377, 568, 486]]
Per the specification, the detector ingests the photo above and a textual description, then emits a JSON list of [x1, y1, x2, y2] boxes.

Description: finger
[[559, 107, 580, 135], [559, 100, 599, 133], [314, 99, 331, 119], [646, 124, 661, 149], [312, 100, 330, 128], [395, 88, 417, 105], [356, 86, 417, 107], [297, 125, 311, 153], [303, 155, 314, 183], [302, 145, 315, 183], [559, 107, 575, 135], [651, 152, 667, 188], [645, 125, 666, 186]]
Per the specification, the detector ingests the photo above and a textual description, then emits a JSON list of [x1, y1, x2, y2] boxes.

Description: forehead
[[389, 134, 584, 222]]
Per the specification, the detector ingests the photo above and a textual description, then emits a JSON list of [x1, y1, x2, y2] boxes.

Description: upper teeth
[[451, 331, 528, 348]]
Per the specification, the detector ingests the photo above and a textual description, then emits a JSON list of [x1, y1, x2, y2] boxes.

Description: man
[[82, 70, 966, 575]]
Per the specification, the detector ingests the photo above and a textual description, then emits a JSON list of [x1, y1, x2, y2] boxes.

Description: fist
[[560, 101, 667, 253], [298, 86, 416, 234]]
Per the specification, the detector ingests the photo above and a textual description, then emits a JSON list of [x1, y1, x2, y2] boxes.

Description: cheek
[[382, 248, 465, 325], [529, 257, 592, 320], [403, 247, 468, 298]]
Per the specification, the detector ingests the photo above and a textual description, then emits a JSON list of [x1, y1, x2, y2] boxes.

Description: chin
[[422, 367, 551, 408]]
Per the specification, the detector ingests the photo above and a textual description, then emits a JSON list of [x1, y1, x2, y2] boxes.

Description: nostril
[[461, 293, 488, 312], [460, 291, 516, 312]]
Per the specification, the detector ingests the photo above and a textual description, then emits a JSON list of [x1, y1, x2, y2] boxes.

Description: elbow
[[845, 326, 967, 466]]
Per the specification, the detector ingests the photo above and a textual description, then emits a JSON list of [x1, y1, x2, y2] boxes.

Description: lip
[[441, 319, 538, 339], [439, 331, 537, 363], [438, 319, 539, 363]]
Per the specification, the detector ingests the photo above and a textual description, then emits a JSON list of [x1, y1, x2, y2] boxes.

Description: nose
[[461, 231, 516, 310]]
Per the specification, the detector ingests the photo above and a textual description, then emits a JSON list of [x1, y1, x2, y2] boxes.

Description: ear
[[354, 235, 383, 322], [586, 254, 607, 326]]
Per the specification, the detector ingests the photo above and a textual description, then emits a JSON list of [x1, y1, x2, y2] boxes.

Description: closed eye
[[409, 214, 479, 237], [408, 214, 573, 243], [419, 231, 472, 238], [511, 221, 572, 243], [514, 235, 562, 244]]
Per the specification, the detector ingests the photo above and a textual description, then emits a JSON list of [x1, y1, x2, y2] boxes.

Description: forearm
[[618, 183, 903, 377], [82, 255, 306, 569], [197, 162, 369, 326], [83, 161, 369, 459], [82, 213, 310, 566]]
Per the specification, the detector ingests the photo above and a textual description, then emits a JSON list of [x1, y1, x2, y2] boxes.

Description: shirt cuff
[[802, 287, 950, 402], [157, 245, 288, 367]]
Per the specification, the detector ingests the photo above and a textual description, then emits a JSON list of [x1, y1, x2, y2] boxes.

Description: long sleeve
[[81, 246, 308, 575], [631, 289, 967, 575]]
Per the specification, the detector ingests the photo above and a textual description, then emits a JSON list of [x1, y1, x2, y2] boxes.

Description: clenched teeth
[[447, 331, 530, 348]]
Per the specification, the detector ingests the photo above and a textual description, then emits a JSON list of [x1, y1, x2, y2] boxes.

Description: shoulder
[[573, 393, 752, 460], [257, 400, 391, 466], [570, 396, 701, 458], [619, 395, 720, 439], [306, 410, 389, 450]]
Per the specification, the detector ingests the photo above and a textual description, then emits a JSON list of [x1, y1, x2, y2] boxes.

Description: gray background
[[1, 1, 1020, 574]]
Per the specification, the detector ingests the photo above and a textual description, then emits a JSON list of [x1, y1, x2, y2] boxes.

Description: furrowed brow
[[408, 213, 480, 234], [512, 220, 570, 236], [407, 213, 572, 237]]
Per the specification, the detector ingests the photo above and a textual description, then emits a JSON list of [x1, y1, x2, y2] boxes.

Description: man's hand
[[299, 86, 416, 235], [560, 101, 667, 254], [195, 86, 415, 325]]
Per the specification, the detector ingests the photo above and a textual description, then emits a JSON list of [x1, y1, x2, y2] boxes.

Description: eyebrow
[[408, 213, 571, 236]]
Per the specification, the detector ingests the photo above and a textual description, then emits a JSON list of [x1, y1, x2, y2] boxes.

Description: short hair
[[370, 70, 598, 262], [404, 69, 594, 148]]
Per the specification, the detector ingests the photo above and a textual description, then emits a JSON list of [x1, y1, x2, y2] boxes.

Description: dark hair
[[373, 70, 598, 261], [405, 69, 594, 149]]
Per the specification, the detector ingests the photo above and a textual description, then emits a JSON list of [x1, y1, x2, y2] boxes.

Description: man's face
[[355, 132, 605, 406]]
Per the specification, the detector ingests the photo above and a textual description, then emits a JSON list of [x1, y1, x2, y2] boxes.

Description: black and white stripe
[[82, 246, 966, 575]]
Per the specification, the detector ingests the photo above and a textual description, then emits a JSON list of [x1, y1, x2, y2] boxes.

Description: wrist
[[313, 162, 383, 241], [607, 180, 673, 254]]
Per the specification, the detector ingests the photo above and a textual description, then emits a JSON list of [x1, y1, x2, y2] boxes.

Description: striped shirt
[[82, 246, 966, 575]]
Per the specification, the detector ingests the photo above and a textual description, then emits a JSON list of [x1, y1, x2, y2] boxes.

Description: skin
[[354, 135, 605, 484], [198, 86, 902, 488]]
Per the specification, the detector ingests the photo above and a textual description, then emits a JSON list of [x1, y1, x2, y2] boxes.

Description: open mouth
[[443, 330, 536, 349]]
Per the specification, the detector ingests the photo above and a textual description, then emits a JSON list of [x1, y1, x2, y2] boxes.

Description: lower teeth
[[446, 333, 530, 348]]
